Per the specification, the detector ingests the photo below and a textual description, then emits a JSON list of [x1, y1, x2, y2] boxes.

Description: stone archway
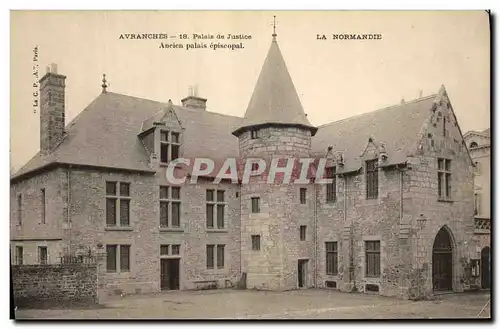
[[481, 246, 490, 289], [432, 227, 454, 291]]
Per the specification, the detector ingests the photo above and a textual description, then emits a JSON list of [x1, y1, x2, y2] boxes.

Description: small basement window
[[325, 281, 337, 289], [365, 284, 379, 293]]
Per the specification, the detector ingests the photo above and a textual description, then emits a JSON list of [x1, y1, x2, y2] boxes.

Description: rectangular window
[[251, 235, 261, 251], [160, 143, 169, 163], [160, 244, 169, 256], [217, 205, 225, 229], [106, 181, 131, 227], [206, 245, 215, 269], [106, 199, 117, 226], [474, 193, 480, 216], [438, 158, 452, 199], [365, 241, 381, 277], [106, 245, 117, 272], [119, 199, 130, 226], [206, 189, 225, 229], [159, 186, 182, 228], [251, 197, 260, 213], [206, 189, 214, 202], [106, 181, 117, 195], [366, 160, 379, 199], [206, 204, 214, 228], [326, 242, 338, 275], [38, 246, 48, 265], [160, 130, 181, 164], [41, 189, 46, 224], [171, 145, 180, 161], [251, 130, 259, 139], [171, 202, 180, 227], [171, 244, 180, 255], [299, 188, 307, 204], [15, 246, 23, 265], [217, 245, 225, 269], [326, 167, 336, 203], [171, 132, 180, 143], [160, 201, 168, 227], [119, 182, 130, 197], [171, 187, 180, 200], [120, 245, 130, 272], [17, 194, 22, 226], [300, 225, 307, 241]]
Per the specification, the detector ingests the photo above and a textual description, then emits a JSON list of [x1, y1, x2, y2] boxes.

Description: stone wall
[[12, 264, 97, 308]]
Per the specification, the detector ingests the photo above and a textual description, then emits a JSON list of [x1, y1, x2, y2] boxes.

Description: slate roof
[[12, 92, 243, 181], [232, 37, 317, 136], [311, 95, 437, 172]]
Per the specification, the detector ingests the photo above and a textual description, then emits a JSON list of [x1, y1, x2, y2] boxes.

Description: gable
[[411, 87, 474, 166]]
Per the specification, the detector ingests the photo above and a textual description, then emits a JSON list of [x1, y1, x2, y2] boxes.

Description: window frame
[[40, 188, 46, 224], [17, 194, 22, 226], [106, 244, 131, 273], [366, 159, 379, 199], [38, 246, 48, 265], [437, 158, 452, 200], [326, 242, 338, 276], [159, 186, 182, 228], [206, 189, 226, 229], [251, 235, 261, 251], [15, 246, 23, 265], [160, 130, 181, 164], [206, 244, 215, 269], [299, 188, 307, 205], [365, 240, 381, 278], [326, 166, 337, 203], [251, 197, 260, 213], [300, 225, 307, 241], [106, 181, 132, 228]]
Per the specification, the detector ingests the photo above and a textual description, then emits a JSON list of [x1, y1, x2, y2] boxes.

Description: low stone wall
[[12, 264, 97, 308]]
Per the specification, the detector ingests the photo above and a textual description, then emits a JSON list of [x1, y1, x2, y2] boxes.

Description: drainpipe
[[313, 181, 318, 288], [345, 175, 354, 286], [67, 167, 72, 256]]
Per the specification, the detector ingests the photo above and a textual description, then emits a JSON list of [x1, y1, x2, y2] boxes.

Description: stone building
[[464, 128, 491, 289], [10, 33, 479, 299]]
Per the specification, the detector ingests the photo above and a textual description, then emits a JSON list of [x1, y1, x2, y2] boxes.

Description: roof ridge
[[317, 94, 437, 128], [172, 105, 243, 120]]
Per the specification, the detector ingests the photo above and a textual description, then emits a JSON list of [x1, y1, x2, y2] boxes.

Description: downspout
[[67, 167, 72, 256], [397, 164, 405, 296], [313, 181, 318, 288], [345, 175, 354, 287]]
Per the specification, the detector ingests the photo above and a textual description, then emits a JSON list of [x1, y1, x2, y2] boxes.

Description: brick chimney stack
[[181, 85, 207, 110], [40, 63, 66, 156]]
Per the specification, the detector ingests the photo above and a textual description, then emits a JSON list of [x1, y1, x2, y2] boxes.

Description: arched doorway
[[481, 247, 490, 289], [432, 227, 453, 291]]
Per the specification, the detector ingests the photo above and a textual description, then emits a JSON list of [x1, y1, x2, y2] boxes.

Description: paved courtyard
[[15, 289, 491, 320]]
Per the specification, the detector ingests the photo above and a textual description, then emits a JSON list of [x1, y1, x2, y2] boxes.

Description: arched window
[[469, 141, 478, 148]]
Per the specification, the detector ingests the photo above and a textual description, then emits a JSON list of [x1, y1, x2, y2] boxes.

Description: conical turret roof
[[232, 35, 317, 136]]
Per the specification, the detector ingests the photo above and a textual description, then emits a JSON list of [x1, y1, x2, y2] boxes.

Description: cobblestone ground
[[15, 289, 491, 320]]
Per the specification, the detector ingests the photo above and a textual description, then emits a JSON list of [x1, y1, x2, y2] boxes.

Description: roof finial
[[101, 74, 108, 93], [272, 15, 277, 41]]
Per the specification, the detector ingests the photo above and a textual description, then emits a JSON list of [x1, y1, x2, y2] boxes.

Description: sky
[[10, 10, 490, 172]]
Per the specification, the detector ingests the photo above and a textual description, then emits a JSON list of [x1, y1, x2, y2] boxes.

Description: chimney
[[39, 63, 66, 155], [181, 85, 207, 110]]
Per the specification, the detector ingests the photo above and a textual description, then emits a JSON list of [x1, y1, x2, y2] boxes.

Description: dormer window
[[160, 130, 181, 164], [251, 130, 259, 139]]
